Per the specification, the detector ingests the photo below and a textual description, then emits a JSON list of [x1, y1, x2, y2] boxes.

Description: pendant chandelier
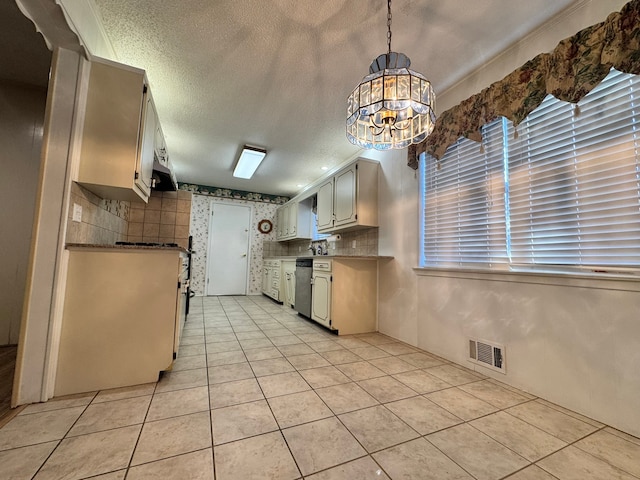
[[346, 0, 436, 150]]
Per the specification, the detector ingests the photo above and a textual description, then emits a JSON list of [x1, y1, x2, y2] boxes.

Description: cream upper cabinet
[[276, 200, 312, 241], [154, 121, 168, 166], [276, 206, 287, 239], [75, 57, 158, 202], [287, 202, 298, 236], [316, 179, 334, 232], [334, 165, 357, 227], [138, 94, 156, 194], [317, 159, 379, 233]]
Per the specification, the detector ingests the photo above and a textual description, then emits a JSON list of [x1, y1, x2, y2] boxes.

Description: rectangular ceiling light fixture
[[233, 145, 267, 179]]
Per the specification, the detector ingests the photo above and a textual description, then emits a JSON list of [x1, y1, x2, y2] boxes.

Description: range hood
[[152, 158, 177, 191]]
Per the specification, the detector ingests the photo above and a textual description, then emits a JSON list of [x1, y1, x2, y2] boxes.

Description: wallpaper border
[[179, 183, 289, 205]]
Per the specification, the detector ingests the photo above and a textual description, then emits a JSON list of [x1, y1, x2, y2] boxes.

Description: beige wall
[[415, 271, 640, 437], [438, 0, 629, 112], [373, 0, 640, 437], [0, 81, 47, 346]]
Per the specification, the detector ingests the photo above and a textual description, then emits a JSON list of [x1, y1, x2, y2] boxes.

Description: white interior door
[[206, 202, 251, 295]]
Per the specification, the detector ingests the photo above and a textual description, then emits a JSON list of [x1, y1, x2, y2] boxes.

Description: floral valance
[[409, 0, 640, 169]]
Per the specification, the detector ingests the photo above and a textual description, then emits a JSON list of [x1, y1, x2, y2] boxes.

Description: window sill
[[413, 265, 640, 292]]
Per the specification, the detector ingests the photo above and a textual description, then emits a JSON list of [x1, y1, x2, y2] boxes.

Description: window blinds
[[422, 68, 640, 270], [508, 69, 640, 267], [423, 119, 507, 267]]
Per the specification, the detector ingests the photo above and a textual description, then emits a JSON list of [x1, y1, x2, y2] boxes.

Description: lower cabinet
[[282, 260, 296, 308], [262, 265, 270, 295], [261, 259, 281, 302], [310, 258, 378, 335], [55, 246, 188, 396], [311, 261, 332, 328]]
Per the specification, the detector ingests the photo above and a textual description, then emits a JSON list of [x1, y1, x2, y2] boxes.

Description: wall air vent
[[468, 338, 506, 374]]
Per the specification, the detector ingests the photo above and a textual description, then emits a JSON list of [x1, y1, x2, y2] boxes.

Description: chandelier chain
[[387, 0, 392, 55]]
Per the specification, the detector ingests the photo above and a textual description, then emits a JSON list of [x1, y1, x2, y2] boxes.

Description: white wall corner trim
[[55, 0, 117, 60], [13, 48, 82, 406], [438, 0, 630, 112]]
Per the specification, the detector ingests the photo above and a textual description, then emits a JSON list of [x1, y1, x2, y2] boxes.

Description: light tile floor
[[2, 295, 639, 479]]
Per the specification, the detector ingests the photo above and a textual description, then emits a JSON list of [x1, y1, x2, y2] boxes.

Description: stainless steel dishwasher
[[294, 258, 313, 318]]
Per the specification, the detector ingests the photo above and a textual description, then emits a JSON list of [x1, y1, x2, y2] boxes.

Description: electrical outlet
[[298, 246, 301, 252], [352, 240, 357, 249], [72, 203, 82, 222]]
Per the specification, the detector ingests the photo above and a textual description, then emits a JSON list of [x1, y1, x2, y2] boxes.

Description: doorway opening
[[0, 0, 52, 417]]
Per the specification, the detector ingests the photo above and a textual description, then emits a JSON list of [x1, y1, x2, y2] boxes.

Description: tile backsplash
[[264, 227, 379, 258], [66, 184, 193, 248], [262, 241, 290, 258], [66, 183, 129, 244], [128, 190, 192, 248]]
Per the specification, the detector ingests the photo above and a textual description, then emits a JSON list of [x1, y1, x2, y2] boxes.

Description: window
[[421, 119, 508, 267], [421, 69, 640, 272]]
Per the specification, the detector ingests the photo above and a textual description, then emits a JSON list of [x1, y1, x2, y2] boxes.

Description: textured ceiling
[[92, 0, 576, 196]]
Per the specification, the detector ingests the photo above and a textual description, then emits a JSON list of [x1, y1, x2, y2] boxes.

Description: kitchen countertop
[[264, 255, 393, 260], [66, 243, 190, 254]]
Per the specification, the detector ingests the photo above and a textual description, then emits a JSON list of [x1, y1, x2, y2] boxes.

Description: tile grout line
[[201, 295, 218, 480], [28, 390, 99, 479], [7, 295, 637, 479], [249, 297, 382, 479], [194, 297, 640, 478], [121, 340, 161, 479], [262, 298, 405, 479], [237, 299, 307, 479], [528, 423, 640, 480], [251, 296, 558, 479]]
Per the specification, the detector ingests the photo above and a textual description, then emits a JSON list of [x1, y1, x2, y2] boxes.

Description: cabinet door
[[77, 59, 149, 202], [272, 262, 281, 300], [136, 93, 156, 197], [311, 271, 331, 328], [334, 164, 357, 227], [316, 179, 334, 232], [154, 122, 167, 166], [174, 274, 187, 356], [286, 271, 296, 307], [287, 202, 298, 237], [262, 267, 270, 294], [276, 206, 286, 240], [282, 263, 296, 308]]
